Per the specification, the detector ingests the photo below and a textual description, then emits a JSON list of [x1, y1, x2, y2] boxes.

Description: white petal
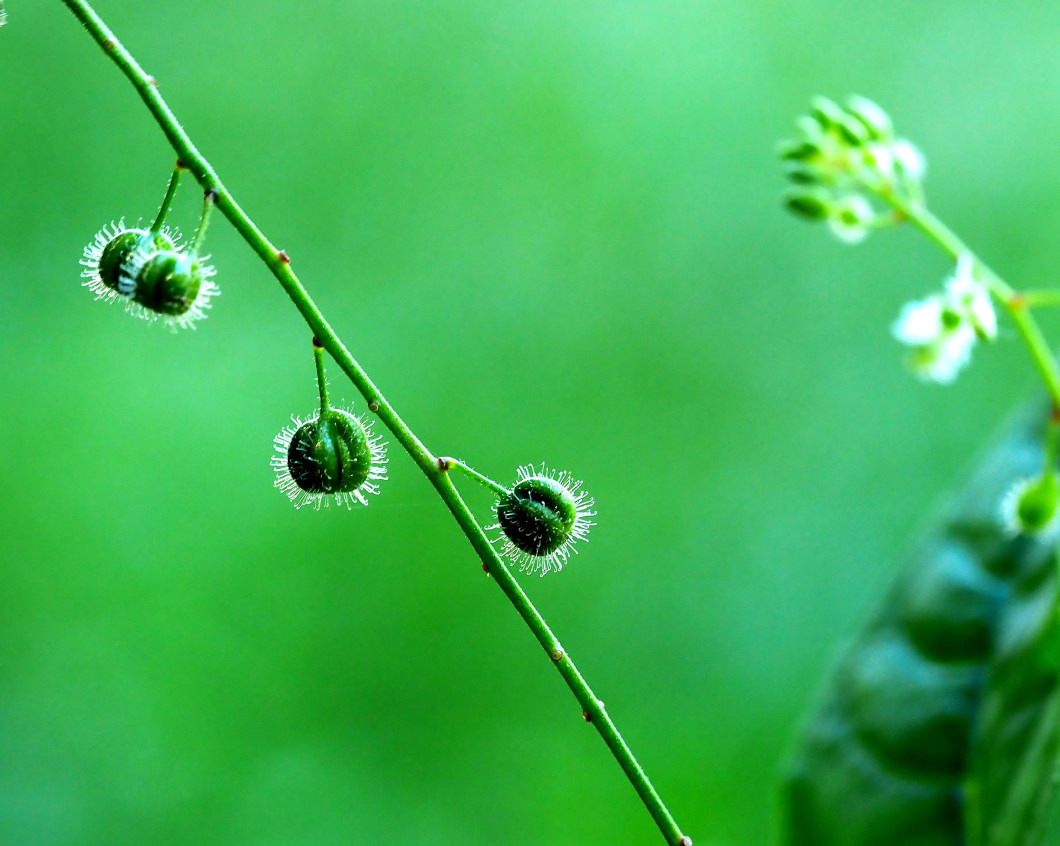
[[913, 323, 976, 383], [892, 297, 944, 345], [944, 256, 996, 340], [969, 291, 997, 339], [827, 195, 874, 244], [864, 143, 895, 178], [892, 139, 926, 181]]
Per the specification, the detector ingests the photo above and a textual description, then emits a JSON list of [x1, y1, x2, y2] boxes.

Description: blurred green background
[[5, 1, 1060, 843]]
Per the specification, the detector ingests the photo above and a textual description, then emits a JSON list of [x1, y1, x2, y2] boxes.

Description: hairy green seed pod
[[81, 221, 178, 302], [80, 220, 218, 328], [272, 408, 388, 509], [783, 401, 1060, 846], [491, 465, 595, 576], [125, 247, 218, 330], [132, 250, 202, 316], [498, 476, 576, 556], [100, 230, 174, 295], [289, 411, 371, 494]]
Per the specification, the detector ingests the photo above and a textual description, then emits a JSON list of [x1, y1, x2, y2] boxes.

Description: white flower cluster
[[780, 95, 927, 246], [891, 255, 996, 384]]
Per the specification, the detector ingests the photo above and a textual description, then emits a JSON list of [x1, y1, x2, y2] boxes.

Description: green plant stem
[[312, 341, 330, 415], [1019, 290, 1060, 309], [874, 187, 1060, 409], [1043, 414, 1060, 475], [149, 162, 182, 233], [60, 2, 689, 843], [441, 457, 510, 498], [191, 189, 216, 254], [433, 474, 685, 844]]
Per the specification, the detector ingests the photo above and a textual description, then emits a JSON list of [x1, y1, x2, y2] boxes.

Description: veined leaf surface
[[784, 402, 1060, 846]]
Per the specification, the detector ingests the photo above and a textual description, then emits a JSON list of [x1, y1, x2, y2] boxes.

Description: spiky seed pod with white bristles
[[80, 221, 181, 302], [490, 464, 595, 576], [272, 408, 388, 510], [80, 220, 217, 329], [123, 247, 218, 330]]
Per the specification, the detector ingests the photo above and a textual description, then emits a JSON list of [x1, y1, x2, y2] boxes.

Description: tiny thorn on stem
[[550, 647, 564, 661], [438, 457, 451, 471], [146, 75, 157, 87], [277, 249, 291, 264], [482, 563, 491, 576], [102, 38, 115, 51], [582, 710, 592, 722], [368, 401, 380, 413], [204, 188, 219, 203]]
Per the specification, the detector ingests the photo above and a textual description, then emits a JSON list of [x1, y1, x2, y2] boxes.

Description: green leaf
[[783, 401, 1060, 846]]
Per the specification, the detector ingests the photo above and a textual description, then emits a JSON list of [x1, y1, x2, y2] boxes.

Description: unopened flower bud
[[809, 96, 845, 131], [845, 95, 893, 141], [784, 187, 832, 221], [777, 138, 821, 163], [892, 139, 927, 183]]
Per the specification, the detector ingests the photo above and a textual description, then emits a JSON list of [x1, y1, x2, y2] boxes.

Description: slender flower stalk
[[59, 1, 690, 843], [871, 187, 1060, 408], [313, 340, 331, 416], [150, 162, 183, 233], [1016, 290, 1060, 309], [440, 457, 510, 498], [190, 188, 217, 254]]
